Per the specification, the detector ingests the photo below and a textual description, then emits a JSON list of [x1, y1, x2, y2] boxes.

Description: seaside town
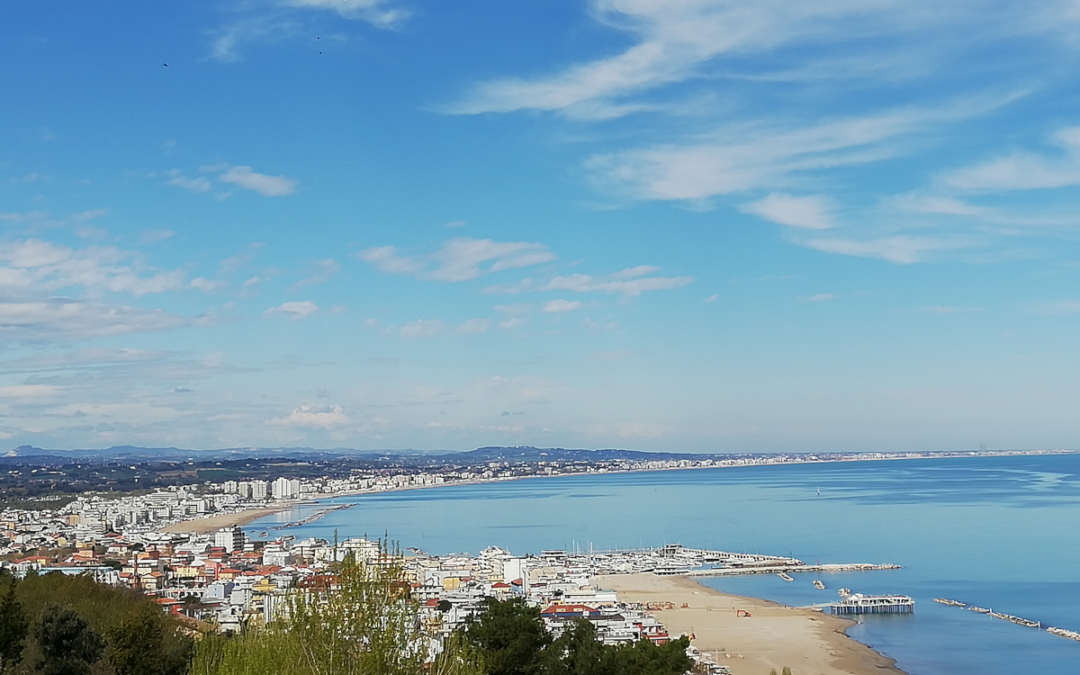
[[0, 452, 909, 675], [5, 447, 1079, 675]]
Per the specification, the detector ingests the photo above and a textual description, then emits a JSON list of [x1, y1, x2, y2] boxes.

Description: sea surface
[[247, 454, 1080, 675]]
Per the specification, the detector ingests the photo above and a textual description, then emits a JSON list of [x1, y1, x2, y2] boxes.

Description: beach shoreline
[[594, 573, 906, 675], [158, 506, 293, 534], [156, 450, 1072, 537]]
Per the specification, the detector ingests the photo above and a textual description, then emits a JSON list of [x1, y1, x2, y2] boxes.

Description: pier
[[685, 563, 901, 578], [831, 589, 914, 615]]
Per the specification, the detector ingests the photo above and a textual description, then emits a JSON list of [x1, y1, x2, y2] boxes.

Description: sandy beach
[[159, 506, 290, 534], [594, 573, 905, 675]]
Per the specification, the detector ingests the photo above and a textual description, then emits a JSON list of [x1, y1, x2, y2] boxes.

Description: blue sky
[[3, 0, 1080, 453]]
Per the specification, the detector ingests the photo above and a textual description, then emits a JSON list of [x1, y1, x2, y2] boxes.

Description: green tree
[[609, 635, 691, 675], [108, 602, 192, 675], [549, 620, 614, 675], [461, 597, 553, 675], [190, 543, 479, 675], [0, 579, 28, 673], [31, 604, 106, 675]]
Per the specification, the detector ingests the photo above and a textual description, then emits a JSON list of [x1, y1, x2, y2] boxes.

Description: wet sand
[[595, 573, 905, 675]]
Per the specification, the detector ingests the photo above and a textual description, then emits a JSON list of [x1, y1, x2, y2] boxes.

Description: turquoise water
[[248, 454, 1080, 674]]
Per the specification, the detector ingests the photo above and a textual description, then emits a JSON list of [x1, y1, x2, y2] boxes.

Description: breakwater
[[935, 597, 1080, 643]]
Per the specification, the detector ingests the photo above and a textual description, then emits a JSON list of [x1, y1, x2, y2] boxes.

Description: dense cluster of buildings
[[3, 521, 762, 674]]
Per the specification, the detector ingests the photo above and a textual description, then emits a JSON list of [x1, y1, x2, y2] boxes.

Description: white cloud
[[545, 269, 692, 297], [803, 235, 957, 264], [804, 293, 835, 302], [267, 403, 349, 428], [166, 169, 211, 193], [1030, 300, 1080, 314], [399, 319, 445, 339], [0, 299, 191, 342], [944, 126, 1080, 191], [284, 0, 408, 27], [215, 165, 298, 196], [742, 193, 836, 229], [447, 0, 1001, 119], [291, 258, 340, 290], [209, 1, 407, 63], [139, 229, 176, 244], [543, 299, 583, 313], [190, 277, 225, 292], [586, 103, 994, 202], [499, 317, 527, 330], [0, 240, 185, 297], [486, 265, 693, 297], [890, 193, 989, 216], [265, 300, 319, 318], [0, 385, 65, 398], [704, 294, 719, 302], [357, 237, 555, 282], [457, 318, 491, 334]]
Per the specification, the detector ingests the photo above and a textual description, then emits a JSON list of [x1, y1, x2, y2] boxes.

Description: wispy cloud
[[285, 0, 409, 27], [399, 319, 445, 339], [487, 265, 692, 297], [587, 102, 1001, 203], [265, 300, 319, 318], [457, 318, 491, 334], [542, 299, 583, 313], [166, 169, 211, 194], [944, 126, 1080, 191], [802, 235, 960, 264], [0, 299, 192, 342], [267, 403, 349, 428], [446, 1, 1022, 120], [447, 0, 891, 118], [803, 293, 835, 302], [357, 237, 555, 282], [209, 0, 408, 62], [166, 164, 297, 196], [0, 239, 185, 297], [742, 193, 836, 229], [190, 277, 225, 292], [291, 259, 340, 290], [213, 164, 297, 196]]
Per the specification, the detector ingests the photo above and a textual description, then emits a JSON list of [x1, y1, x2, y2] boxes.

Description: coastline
[[158, 506, 292, 534], [157, 450, 1073, 536], [594, 573, 906, 675]]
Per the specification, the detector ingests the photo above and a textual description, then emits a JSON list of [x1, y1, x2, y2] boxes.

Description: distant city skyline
[[3, 1, 1080, 453]]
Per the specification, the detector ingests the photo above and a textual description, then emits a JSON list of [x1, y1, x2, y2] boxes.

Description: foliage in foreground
[[190, 552, 691, 675], [0, 569, 192, 675], [460, 597, 693, 675], [190, 550, 480, 675]]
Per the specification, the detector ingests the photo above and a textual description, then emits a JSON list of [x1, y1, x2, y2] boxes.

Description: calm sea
[[247, 454, 1080, 675]]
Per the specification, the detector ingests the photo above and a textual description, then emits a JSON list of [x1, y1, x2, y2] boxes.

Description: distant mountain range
[[4, 444, 732, 464]]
